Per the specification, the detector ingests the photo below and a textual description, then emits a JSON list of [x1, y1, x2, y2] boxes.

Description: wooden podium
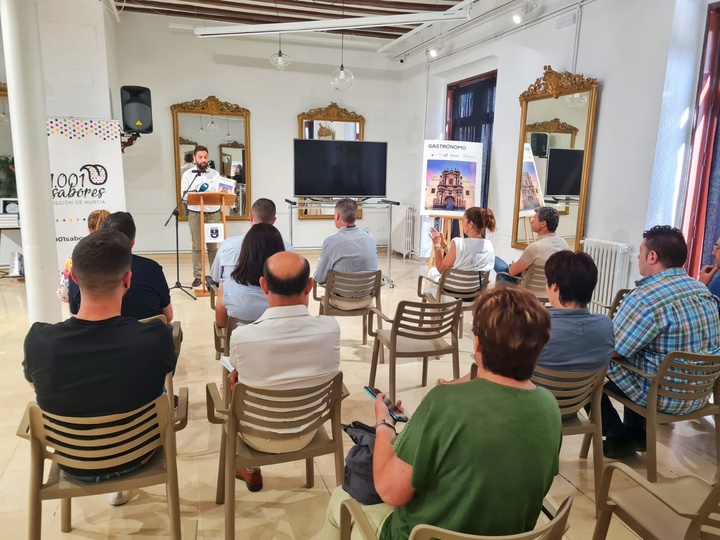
[[187, 192, 236, 297]]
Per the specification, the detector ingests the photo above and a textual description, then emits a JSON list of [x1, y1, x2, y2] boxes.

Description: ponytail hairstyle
[[464, 207, 497, 234]]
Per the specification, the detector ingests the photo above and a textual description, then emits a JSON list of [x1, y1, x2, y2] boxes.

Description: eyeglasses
[[713, 244, 720, 251]]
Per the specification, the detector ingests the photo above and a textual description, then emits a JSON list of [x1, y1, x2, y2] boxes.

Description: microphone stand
[[163, 172, 201, 300]]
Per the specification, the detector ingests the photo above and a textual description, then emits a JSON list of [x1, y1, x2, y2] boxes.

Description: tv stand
[[285, 198, 400, 288]]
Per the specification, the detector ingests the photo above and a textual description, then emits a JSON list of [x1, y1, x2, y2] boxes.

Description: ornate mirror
[[511, 66, 599, 251], [296, 102, 365, 220], [171, 96, 251, 220]]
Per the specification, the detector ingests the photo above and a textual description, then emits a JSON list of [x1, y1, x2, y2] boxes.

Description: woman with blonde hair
[[56, 209, 110, 302]]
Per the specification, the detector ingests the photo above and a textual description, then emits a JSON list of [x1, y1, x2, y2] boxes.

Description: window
[[431, 188, 435, 193], [446, 71, 497, 209]]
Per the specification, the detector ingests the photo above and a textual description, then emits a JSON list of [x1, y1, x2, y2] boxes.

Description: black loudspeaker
[[530, 132, 548, 158], [120, 86, 153, 134]]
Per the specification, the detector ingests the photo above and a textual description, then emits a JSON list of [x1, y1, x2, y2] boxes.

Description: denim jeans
[[64, 460, 146, 483], [494, 257, 520, 284]]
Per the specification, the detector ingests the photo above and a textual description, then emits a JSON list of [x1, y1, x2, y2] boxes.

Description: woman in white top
[[425, 207, 496, 298], [215, 223, 285, 328]]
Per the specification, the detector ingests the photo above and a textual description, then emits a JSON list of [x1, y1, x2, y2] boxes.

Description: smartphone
[[363, 386, 409, 423]]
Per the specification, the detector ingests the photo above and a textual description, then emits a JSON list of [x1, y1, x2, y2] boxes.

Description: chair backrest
[[531, 363, 609, 416], [324, 270, 382, 310], [520, 263, 548, 301], [222, 316, 251, 356], [608, 288, 632, 319], [408, 496, 573, 540], [649, 351, 720, 410], [392, 300, 462, 341], [438, 268, 489, 301], [28, 395, 174, 473], [230, 372, 344, 440]]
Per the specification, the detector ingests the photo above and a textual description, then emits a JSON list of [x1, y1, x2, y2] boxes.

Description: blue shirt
[[210, 233, 293, 283], [313, 226, 378, 284], [536, 308, 614, 372], [708, 272, 720, 300], [608, 268, 720, 413], [222, 280, 269, 323]]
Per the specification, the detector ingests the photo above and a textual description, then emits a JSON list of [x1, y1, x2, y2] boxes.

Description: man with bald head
[[227, 251, 341, 492]]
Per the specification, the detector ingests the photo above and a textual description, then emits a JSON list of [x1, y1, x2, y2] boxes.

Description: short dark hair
[[231, 223, 285, 286], [536, 207, 560, 232], [71, 229, 131, 296], [643, 225, 687, 268], [335, 198, 358, 223], [184, 152, 194, 164], [101, 211, 136, 241], [472, 286, 550, 381], [545, 250, 597, 306], [194, 145, 208, 156], [251, 198, 277, 223], [263, 256, 311, 297]]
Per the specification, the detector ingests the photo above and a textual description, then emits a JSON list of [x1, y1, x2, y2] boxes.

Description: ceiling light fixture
[[225, 116, 233, 142], [513, 1, 538, 24], [331, 2, 354, 92], [269, 34, 291, 70], [207, 116, 219, 130], [426, 36, 445, 59], [198, 115, 205, 135], [194, 10, 469, 38]]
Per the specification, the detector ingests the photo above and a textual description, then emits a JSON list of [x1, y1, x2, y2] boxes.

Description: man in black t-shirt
[[68, 211, 173, 321], [23, 229, 176, 506]]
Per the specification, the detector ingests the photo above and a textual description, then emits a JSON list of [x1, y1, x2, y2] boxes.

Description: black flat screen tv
[[294, 139, 388, 198], [545, 148, 584, 197]]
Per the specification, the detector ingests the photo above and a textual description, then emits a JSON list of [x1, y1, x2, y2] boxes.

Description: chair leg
[[306, 458, 315, 488], [216, 425, 227, 504], [389, 351, 397, 402], [362, 315, 368, 345], [452, 349, 459, 380], [60, 498, 71, 533], [166, 470, 182, 540], [580, 433, 592, 458], [224, 429, 237, 540], [369, 338, 381, 388], [334, 445, 345, 487], [591, 508, 613, 540], [459, 313, 464, 339], [28, 493, 41, 540], [222, 368, 230, 408], [715, 414, 720, 483], [421, 356, 428, 388], [592, 429, 604, 514], [646, 423, 657, 482]]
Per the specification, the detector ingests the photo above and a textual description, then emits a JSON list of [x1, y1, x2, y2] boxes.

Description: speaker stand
[[164, 204, 196, 300]]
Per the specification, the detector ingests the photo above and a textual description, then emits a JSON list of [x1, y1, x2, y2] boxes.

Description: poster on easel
[[518, 143, 544, 217], [47, 118, 126, 270]]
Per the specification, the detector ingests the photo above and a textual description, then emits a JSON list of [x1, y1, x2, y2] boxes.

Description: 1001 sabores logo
[[51, 164, 109, 199]]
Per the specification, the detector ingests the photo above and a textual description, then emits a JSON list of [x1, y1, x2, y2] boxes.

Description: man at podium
[[181, 145, 221, 288]]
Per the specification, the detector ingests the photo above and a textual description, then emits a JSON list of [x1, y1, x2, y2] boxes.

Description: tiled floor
[[0, 251, 716, 538]]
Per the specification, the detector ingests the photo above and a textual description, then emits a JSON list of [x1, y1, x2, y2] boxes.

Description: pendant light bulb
[[331, 32, 354, 91], [270, 34, 291, 70]]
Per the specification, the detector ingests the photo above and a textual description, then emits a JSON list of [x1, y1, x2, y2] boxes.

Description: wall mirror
[[0, 81, 15, 198], [296, 102, 364, 220], [511, 66, 598, 251], [171, 95, 251, 220]]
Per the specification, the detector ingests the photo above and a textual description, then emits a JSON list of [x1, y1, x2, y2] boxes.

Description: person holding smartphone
[[324, 286, 562, 539]]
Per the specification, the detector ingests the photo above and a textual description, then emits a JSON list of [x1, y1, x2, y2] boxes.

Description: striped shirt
[[313, 226, 378, 284], [222, 280, 269, 323], [608, 268, 720, 413]]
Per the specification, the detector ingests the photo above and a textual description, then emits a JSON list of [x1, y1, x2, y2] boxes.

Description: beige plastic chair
[[206, 372, 346, 540], [591, 288, 632, 319], [497, 263, 547, 303], [340, 495, 573, 540], [592, 462, 720, 540], [17, 395, 181, 540], [417, 268, 489, 338], [532, 363, 609, 505], [313, 269, 383, 345], [590, 351, 720, 482], [139, 315, 189, 431], [368, 299, 462, 401], [213, 315, 251, 406]]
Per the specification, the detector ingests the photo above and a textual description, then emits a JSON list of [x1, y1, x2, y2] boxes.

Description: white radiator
[[582, 238, 632, 315], [391, 205, 416, 258]]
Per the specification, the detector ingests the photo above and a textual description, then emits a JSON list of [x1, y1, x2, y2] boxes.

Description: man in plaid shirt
[[602, 226, 720, 458]]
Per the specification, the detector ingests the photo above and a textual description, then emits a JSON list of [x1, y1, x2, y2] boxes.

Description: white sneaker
[[108, 490, 132, 506]]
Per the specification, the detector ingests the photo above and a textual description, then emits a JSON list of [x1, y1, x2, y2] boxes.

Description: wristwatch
[[375, 418, 396, 433]]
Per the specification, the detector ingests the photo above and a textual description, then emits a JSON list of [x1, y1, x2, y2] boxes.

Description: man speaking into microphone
[[181, 145, 221, 288]]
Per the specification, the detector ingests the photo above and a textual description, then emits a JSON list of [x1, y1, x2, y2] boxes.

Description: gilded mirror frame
[[171, 95, 251, 221], [511, 66, 599, 252], [0, 81, 7, 97], [296, 102, 365, 220]]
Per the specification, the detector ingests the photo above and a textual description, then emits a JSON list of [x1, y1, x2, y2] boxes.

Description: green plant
[[0, 155, 16, 198]]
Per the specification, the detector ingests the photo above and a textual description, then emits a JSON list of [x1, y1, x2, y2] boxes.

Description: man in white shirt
[[314, 198, 378, 285], [209, 198, 293, 284], [180, 145, 221, 287], [227, 251, 340, 492]]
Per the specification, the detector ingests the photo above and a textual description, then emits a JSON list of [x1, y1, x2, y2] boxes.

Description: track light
[[513, 1, 538, 24], [426, 36, 444, 59]]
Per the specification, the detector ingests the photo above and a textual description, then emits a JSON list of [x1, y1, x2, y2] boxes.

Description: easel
[[187, 192, 236, 297], [520, 215, 538, 244], [427, 215, 463, 268]]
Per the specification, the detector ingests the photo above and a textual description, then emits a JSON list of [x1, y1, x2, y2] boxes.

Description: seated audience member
[[325, 286, 561, 539], [536, 250, 614, 371], [314, 198, 378, 285], [209, 198, 293, 285], [425, 207, 496, 299], [602, 225, 720, 458], [69, 211, 173, 321], [227, 251, 340, 492], [57, 208, 110, 302], [698, 236, 720, 299], [495, 206, 568, 283], [23, 230, 176, 506], [215, 223, 285, 328]]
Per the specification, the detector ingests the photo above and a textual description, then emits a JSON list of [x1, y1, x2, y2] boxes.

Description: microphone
[[198, 183, 209, 192], [191, 169, 204, 174]]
